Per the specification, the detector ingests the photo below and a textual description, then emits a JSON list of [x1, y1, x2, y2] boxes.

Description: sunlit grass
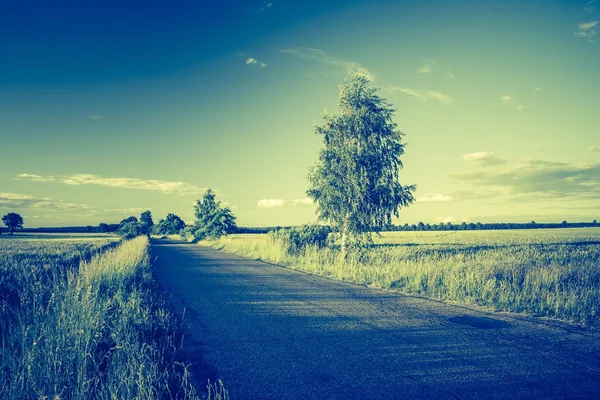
[[0, 236, 226, 399], [210, 228, 600, 325]]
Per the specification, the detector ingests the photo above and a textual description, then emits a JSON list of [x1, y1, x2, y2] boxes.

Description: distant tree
[[306, 73, 415, 252], [98, 223, 109, 233], [190, 189, 237, 240], [155, 213, 186, 235], [117, 221, 144, 240], [120, 216, 138, 225], [139, 210, 154, 235], [460, 222, 467, 230], [593, 219, 598, 226], [2, 213, 24, 235]]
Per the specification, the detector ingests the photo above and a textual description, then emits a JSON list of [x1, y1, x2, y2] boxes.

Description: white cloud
[[501, 95, 523, 110], [417, 61, 436, 73], [452, 159, 600, 200], [417, 194, 454, 203], [574, 20, 598, 42], [0, 192, 34, 200], [281, 47, 374, 81], [260, 62, 268, 68], [436, 216, 456, 224], [447, 72, 455, 79], [461, 152, 507, 166], [16, 173, 56, 182], [17, 173, 207, 195], [589, 145, 600, 152], [257, 198, 313, 208], [533, 87, 541, 92], [246, 58, 258, 64], [390, 87, 454, 104]]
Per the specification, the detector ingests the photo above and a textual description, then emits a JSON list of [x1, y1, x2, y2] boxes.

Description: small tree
[[307, 73, 415, 251], [140, 210, 154, 235], [155, 213, 186, 235], [2, 213, 24, 235], [191, 189, 237, 240]]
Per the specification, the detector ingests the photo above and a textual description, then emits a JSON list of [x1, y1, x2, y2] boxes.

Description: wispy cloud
[[281, 47, 374, 80], [461, 152, 507, 166], [0, 192, 93, 211], [417, 60, 436, 74], [417, 193, 454, 203], [245, 57, 267, 68], [589, 145, 600, 152], [0, 192, 34, 201], [533, 87, 541, 92], [16, 173, 57, 182], [574, 20, 598, 42], [389, 87, 454, 104], [584, 0, 597, 13], [0, 193, 152, 218], [16, 173, 207, 195], [257, 198, 313, 208], [259, 2, 273, 12], [501, 95, 524, 111], [452, 159, 600, 200], [447, 72, 455, 79], [89, 115, 104, 120]]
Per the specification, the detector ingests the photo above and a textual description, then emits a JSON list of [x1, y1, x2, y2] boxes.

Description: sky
[[1, 0, 599, 228]]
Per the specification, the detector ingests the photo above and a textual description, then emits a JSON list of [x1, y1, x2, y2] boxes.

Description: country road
[[151, 240, 600, 399]]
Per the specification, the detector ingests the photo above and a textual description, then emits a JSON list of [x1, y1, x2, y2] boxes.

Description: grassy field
[[0, 234, 226, 400], [211, 228, 600, 326]]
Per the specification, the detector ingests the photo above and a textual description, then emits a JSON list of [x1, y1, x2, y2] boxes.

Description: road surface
[[151, 240, 600, 399]]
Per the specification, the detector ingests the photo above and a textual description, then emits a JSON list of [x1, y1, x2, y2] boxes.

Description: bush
[[116, 221, 144, 240], [269, 224, 331, 255]]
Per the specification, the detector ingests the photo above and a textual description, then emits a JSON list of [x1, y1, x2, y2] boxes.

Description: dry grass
[[0, 236, 227, 400], [210, 228, 600, 325]]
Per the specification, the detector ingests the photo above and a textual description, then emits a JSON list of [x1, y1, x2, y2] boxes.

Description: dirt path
[[151, 240, 600, 399]]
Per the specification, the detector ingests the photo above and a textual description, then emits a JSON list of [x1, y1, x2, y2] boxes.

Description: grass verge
[[0, 236, 227, 399], [209, 231, 600, 326]]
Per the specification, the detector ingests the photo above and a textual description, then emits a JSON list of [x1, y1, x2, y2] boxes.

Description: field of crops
[[213, 228, 600, 325], [0, 235, 217, 400]]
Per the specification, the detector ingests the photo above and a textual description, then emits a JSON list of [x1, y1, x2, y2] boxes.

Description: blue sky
[[1, 0, 599, 227]]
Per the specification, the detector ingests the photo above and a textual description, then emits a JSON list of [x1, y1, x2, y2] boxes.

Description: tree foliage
[[2, 212, 24, 235], [189, 189, 237, 240], [154, 213, 186, 235], [139, 210, 154, 235], [307, 73, 415, 248]]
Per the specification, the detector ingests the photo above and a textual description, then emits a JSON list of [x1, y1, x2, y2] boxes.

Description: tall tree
[[2, 213, 24, 235], [192, 189, 237, 240], [307, 73, 415, 250]]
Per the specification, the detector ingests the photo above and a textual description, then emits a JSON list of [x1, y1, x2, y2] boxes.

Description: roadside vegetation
[[211, 227, 600, 326], [0, 235, 227, 399]]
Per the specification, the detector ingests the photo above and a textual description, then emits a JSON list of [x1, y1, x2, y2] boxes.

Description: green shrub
[[116, 221, 144, 240], [269, 224, 331, 255]]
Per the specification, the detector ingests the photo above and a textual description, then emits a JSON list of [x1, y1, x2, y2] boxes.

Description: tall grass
[[211, 229, 600, 326], [0, 236, 227, 400]]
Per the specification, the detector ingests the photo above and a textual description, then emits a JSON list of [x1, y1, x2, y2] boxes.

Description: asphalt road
[[151, 240, 600, 399]]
